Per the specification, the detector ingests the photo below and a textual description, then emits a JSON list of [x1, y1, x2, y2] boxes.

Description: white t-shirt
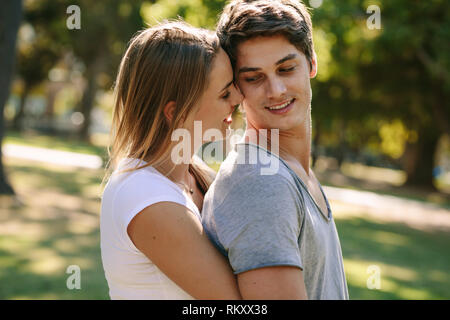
[[100, 158, 201, 299]]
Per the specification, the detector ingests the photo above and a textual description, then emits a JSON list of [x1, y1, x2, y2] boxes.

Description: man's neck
[[244, 114, 312, 175]]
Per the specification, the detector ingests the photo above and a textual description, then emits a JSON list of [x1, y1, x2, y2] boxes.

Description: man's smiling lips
[[264, 98, 296, 114]]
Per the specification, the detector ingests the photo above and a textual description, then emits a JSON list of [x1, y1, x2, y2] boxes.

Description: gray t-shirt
[[202, 143, 349, 300]]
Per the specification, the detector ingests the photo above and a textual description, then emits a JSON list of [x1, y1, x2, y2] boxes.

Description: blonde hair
[[107, 21, 219, 192]]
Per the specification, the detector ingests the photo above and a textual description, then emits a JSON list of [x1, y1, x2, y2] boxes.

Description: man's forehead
[[236, 34, 300, 66]]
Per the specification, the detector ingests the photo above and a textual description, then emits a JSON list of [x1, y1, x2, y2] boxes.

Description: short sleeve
[[214, 173, 304, 274], [111, 171, 189, 250]]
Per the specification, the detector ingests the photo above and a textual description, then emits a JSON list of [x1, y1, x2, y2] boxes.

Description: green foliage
[[23, 0, 145, 90], [310, 0, 449, 185], [16, 23, 59, 90], [141, 0, 226, 28], [312, 0, 449, 126], [63, 0, 145, 87]]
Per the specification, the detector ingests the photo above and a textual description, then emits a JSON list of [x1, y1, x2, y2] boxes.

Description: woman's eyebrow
[[221, 80, 234, 92]]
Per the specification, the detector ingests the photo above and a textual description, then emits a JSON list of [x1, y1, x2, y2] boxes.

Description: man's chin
[[250, 122, 298, 132]]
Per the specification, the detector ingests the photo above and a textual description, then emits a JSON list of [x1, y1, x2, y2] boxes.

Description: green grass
[[1, 158, 449, 299], [334, 216, 450, 299], [0, 159, 109, 299], [1, 131, 449, 299]]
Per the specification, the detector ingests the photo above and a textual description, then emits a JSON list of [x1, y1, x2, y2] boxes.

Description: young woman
[[100, 21, 243, 299]]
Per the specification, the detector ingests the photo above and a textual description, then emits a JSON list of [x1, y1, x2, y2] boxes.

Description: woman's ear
[[310, 51, 318, 78], [163, 101, 177, 124]]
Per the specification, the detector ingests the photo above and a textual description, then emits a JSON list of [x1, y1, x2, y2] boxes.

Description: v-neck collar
[[235, 142, 332, 221]]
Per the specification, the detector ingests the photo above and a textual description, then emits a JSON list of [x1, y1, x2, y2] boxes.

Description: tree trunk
[[79, 67, 97, 141], [404, 126, 440, 190], [44, 81, 59, 133], [0, 0, 22, 195], [42, 81, 63, 135], [336, 119, 347, 167], [13, 83, 30, 131]]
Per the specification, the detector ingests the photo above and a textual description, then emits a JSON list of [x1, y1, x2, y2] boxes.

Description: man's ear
[[310, 52, 318, 78], [163, 101, 176, 124]]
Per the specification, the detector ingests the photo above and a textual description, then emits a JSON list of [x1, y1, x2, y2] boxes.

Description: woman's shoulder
[[103, 159, 184, 205]]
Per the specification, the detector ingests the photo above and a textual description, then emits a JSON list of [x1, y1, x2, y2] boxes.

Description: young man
[[202, 0, 349, 299]]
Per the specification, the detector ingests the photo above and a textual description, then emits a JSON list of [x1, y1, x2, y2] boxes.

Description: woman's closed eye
[[221, 91, 231, 100]]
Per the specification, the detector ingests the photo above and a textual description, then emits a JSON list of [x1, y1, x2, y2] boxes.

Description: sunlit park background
[[0, 0, 449, 300]]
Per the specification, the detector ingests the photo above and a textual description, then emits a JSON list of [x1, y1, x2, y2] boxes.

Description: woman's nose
[[231, 84, 244, 106]]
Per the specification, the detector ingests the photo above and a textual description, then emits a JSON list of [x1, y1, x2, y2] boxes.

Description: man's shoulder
[[204, 147, 300, 212], [212, 153, 292, 190], [218, 143, 294, 180]]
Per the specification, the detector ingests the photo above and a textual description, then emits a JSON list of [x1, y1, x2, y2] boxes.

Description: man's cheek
[[237, 83, 249, 97], [243, 89, 261, 105]]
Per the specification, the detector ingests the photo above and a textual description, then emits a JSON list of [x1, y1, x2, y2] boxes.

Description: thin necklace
[[172, 171, 194, 194], [177, 182, 194, 194]]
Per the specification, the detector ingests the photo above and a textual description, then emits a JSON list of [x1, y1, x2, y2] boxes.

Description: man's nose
[[266, 77, 287, 99]]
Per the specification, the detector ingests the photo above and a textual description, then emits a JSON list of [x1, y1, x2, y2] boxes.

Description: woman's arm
[[127, 201, 241, 300]]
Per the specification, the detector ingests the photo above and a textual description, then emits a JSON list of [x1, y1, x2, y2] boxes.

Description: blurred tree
[[141, 0, 226, 28], [0, 0, 22, 195], [22, 0, 145, 140], [361, 0, 449, 189], [14, 24, 59, 130], [311, 0, 449, 189], [65, 1, 145, 140]]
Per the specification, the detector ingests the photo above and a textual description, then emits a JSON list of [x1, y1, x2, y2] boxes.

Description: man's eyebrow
[[276, 53, 298, 65], [221, 80, 234, 92], [238, 54, 298, 74], [238, 67, 261, 74]]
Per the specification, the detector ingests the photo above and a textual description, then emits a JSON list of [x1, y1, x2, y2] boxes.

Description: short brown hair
[[217, 0, 314, 70]]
